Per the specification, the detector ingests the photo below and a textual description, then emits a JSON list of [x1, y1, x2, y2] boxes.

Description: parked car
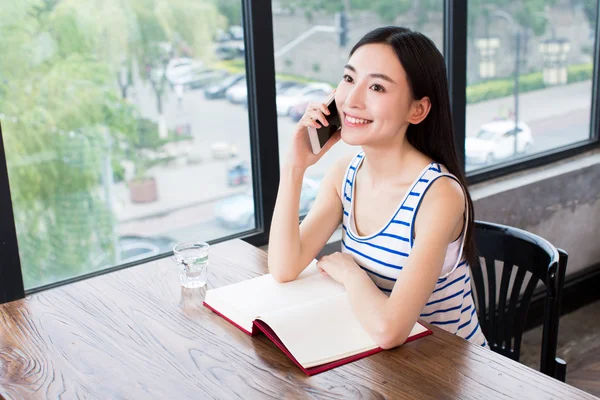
[[177, 69, 228, 90], [276, 83, 333, 117], [241, 80, 303, 108], [465, 120, 533, 165], [276, 80, 302, 94], [228, 25, 244, 41], [288, 91, 332, 121], [215, 177, 321, 229], [215, 42, 244, 60], [225, 80, 248, 104], [214, 25, 244, 42], [227, 160, 250, 187], [210, 141, 235, 160], [118, 235, 178, 263], [92, 235, 178, 267], [204, 74, 245, 99], [164, 57, 203, 85]]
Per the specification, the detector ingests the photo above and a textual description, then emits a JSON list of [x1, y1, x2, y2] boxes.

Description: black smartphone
[[307, 93, 341, 154]]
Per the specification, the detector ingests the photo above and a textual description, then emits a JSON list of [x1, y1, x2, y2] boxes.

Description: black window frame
[[1, 0, 599, 302]]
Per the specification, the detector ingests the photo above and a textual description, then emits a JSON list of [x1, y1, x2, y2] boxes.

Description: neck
[[360, 132, 431, 189]]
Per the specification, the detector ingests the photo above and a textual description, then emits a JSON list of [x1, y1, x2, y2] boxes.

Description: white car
[[165, 57, 203, 85], [466, 120, 533, 165], [225, 80, 248, 104], [228, 25, 244, 41], [215, 177, 321, 229], [276, 83, 333, 117]]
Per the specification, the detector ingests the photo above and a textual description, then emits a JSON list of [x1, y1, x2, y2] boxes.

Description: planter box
[[129, 177, 158, 203]]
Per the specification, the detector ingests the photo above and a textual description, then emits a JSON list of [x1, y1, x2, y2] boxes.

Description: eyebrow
[[344, 64, 397, 84]]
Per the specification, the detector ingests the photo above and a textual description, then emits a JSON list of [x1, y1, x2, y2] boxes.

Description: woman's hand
[[316, 252, 363, 286], [285, 92, 342, 171]]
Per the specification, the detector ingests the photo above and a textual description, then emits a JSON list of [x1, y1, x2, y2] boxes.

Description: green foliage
[[0, 2, 133, 285], [567, 63, 594, 82], [371, 0, 412, 24], [278, 0, 411, 23], [280, 0, 555, 37], [214, 59, 246, 73], [571, 0, 597, 26], [123, 117, 188, 181], [215, 0, 242, 26], [466, 63, 593, 104], [0, 0, 227, 289]]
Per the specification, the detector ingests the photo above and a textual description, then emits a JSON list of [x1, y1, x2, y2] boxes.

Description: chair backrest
[[471, 221, 567, 379]]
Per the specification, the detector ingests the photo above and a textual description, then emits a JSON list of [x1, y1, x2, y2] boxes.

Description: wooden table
[[0, 239, 596, 399]]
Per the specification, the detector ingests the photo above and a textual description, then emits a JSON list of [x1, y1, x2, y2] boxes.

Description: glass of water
[[173, 242, 209, 289]]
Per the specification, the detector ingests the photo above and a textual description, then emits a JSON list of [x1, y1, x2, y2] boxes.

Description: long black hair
[[349, 26, 476, 267]]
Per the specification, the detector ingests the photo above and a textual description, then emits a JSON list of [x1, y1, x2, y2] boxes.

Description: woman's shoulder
[[321, 151, 360, 199], [420, 165, 466, 218], [328, 151, 361, 177]]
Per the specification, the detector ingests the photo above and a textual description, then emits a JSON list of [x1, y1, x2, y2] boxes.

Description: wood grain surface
[[0, 239, 597, 399]]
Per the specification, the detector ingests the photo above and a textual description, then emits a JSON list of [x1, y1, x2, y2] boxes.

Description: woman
[[268, 26, 487, 349]]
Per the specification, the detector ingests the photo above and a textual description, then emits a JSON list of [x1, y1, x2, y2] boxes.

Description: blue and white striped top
[[341, 151, 488, 347]]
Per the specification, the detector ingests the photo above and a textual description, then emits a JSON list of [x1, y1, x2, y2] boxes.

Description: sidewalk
[[465, 80, 592, 136], [113, 156, 248, 223]]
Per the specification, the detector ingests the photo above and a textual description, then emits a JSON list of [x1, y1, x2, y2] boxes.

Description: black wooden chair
[[471, 221, 568, 382]]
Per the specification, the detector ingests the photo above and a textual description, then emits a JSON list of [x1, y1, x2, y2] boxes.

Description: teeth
[[346, 115, 372, 125]]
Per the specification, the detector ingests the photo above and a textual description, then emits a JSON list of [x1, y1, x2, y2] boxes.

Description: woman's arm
[[267, 95, 348, 282], [268, 155, 349, 282], [318, 177, 466, 348]]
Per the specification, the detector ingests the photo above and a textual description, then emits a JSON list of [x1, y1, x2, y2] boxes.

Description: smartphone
[[307, 92, 341, 155]]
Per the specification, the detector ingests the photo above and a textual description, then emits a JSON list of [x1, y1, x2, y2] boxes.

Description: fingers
[[317, 262, 329, 276], [308, 110, 329, 128], [302, 102, 330, 129], [310, 101, 330, 117]]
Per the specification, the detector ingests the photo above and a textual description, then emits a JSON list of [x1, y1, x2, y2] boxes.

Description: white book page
[[258, 293, 429, 369], [204, 260, 345, 333], [257, 293, 375, 368]]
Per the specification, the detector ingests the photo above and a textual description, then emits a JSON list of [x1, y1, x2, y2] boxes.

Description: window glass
[[0, 0, 254, 288], [466, 1, 597, 171]]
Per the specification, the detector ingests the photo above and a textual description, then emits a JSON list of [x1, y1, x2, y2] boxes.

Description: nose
[[344, 84, 366, 110]]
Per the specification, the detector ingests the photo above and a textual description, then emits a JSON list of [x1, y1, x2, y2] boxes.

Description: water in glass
[[173, 242, 209, 289]]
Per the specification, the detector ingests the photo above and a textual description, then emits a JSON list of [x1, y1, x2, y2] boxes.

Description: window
[[465, 1, 598, 172], [0, 0, 255, 289], [1, 0, 598, 301], [272, 0, 444, 214]]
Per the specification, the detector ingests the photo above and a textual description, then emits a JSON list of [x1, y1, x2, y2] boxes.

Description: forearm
[[344, 269, 412, 349], [267, 163, 306, 282]]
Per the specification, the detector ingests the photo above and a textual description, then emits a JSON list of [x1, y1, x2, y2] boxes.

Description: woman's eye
[[343, 74, 353, 83], [371, 84, 385, 92]]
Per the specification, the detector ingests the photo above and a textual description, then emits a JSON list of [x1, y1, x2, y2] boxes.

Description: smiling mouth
[[344, 113, 373, 125]]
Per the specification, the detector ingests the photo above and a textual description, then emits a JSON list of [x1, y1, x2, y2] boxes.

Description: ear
[[407, 97, 431, 125]]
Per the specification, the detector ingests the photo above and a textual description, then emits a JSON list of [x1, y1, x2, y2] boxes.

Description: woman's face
[[335, 43, 416, 147]]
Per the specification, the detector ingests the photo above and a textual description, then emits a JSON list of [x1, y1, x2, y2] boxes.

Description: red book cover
[[203, 301, 433, 376]]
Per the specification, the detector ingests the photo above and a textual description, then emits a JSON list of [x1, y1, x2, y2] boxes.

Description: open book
[[203, 261, 432, 375]]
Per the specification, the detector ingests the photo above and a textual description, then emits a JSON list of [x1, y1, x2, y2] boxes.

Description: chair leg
[[554, 357, 567, 382]]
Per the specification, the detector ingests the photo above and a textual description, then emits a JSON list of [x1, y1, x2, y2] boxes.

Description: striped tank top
[[340, 151, 488, 347]]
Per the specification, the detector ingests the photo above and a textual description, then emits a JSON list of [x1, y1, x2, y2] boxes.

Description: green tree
[[127, 0, 225, 138], [1, 0, 232, 288], [216, 0, 243, 27], [0, 0, 138, 287], [570, 0, 598, 27], [280, 0, 556, 38], [53, 0, 226, 138], [279, 0, 411, 23], [469, 0, 557, 37]]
